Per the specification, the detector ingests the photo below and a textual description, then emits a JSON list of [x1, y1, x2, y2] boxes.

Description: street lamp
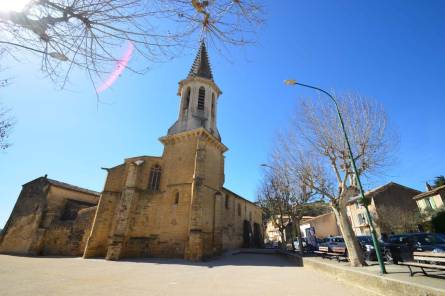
[[284, 79, 387, 274]]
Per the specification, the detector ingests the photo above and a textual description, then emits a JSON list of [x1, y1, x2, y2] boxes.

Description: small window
[[149, 165, 161, 191], [174, 192, 180, 205], [429, 197, 437, 209], [225, 194, 229, 209], [249, 212, 252, 221], [237, 203, 241, 216], [197, 87, 205, 110], [357, 213, 367, 225]]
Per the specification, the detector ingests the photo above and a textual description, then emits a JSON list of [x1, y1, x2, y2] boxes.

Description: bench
[[314, 246, 348, 262], [314, 246, 329, 257], [399, 251, 445, 277]]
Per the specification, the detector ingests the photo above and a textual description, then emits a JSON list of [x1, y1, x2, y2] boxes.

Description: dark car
[[383, 232, 445, 264], [356, 235, 386, 261]]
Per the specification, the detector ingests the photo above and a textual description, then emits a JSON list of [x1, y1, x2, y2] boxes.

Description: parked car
[[356, 235, 386, 261], [318, 236, 345, 251], [383, 232, 445, 264], [293, 237, 318, 252]]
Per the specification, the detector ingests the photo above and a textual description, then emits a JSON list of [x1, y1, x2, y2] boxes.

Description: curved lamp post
[[284, 79, 387, 274]]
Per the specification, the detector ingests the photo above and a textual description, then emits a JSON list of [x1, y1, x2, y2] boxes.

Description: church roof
[[24, 176, 100, 197], [188, 41, 214, 81]]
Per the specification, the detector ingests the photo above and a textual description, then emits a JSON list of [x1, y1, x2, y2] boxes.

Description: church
[[0, 42, 263, 261]]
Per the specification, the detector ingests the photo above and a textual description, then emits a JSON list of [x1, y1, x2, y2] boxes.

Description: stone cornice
[[159, 128, 228, 153], [177, 77, 222, 96]]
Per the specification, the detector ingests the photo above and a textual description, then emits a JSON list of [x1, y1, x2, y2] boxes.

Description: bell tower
[[168, 41, 222, 141]]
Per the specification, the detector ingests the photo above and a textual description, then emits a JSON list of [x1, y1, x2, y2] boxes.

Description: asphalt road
[[0, 253, 377, 296]]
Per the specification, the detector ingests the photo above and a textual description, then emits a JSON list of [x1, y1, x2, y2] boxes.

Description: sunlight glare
[[0, 0, 31, 12]]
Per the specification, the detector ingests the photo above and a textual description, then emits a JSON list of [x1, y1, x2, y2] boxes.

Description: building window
[[211, 93, 215, 119], [357, 213, 366, 225], [237, 203, 241, 216], [249, 212, 252, 222], [197, 87, 205, 110], [424, 198, 433, 210], [174, 192, 180, 205], [183, 87, 191, 111], [225, 194, 229, 209], [429, 197, 437, 209], [149, 165, 161, 191]]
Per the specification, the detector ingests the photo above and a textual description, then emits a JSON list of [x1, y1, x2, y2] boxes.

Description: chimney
[[426, 182, 432, 191]]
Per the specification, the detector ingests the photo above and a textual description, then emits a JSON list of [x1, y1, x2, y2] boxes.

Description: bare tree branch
[[0, 0, 264, 89]]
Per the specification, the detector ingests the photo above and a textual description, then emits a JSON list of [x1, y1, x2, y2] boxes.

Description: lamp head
[[284, 79, 297, 86]]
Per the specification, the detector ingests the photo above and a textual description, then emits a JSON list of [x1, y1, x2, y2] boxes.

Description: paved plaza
[[0, 253, 377, 296]]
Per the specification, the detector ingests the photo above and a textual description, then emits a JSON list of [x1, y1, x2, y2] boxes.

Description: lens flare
[[97, 41, 134, 93]]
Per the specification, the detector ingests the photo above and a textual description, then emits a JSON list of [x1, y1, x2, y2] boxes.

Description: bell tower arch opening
[[167, 41, 222, 141]]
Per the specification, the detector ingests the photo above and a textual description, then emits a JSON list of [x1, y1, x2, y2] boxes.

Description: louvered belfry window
[[197, 87, 205, 110], [149, 165, 161, 191], [183, 87, 191, 110]]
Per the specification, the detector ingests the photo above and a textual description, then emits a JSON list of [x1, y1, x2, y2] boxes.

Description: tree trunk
[[332, 205, 366, 267], [295, 220, 303, 255], [279, 229, 287, 251], [289, 223, 296, 252]]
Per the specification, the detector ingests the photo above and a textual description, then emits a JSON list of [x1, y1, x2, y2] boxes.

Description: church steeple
[[167, 41, 222, 140], [188, 41, 214, 81]]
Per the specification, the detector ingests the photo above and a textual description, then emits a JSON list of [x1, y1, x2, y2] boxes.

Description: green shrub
[[431, 209, 445, 233]]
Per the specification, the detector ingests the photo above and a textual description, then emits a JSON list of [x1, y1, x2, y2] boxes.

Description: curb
[[303, 257, 445, 296]]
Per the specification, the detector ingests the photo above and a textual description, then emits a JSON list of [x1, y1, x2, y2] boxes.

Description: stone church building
[[0, 42, 263, 261]]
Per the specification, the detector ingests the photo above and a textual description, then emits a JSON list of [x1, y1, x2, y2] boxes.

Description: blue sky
[[1, 1, 445, 228]]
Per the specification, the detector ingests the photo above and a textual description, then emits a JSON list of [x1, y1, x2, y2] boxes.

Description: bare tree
[[278, 94, 396, 267], [258, 161, 319, 253], [0, 0, 263, 88], [258, 173, 291, 250], [0, 104, 14, 150]]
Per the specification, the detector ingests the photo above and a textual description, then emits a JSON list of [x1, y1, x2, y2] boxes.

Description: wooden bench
[[314, 246, 329, 257], [314, 246, 348, 261], [331, 246, 348, 262], [399, 251, 445, 277]]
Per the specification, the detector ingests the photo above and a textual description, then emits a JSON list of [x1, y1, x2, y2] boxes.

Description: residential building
[[300, 212, 340, 239], [413, 184, 445, 213], [346, 182, 421, 236]]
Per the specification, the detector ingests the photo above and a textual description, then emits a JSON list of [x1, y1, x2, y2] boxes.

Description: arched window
[[197, 87, 205, 110], [225, 194, 229, 209], [174, 192, 180, 205], [149, 165, 161, 191], [183, 87, 191, 111]]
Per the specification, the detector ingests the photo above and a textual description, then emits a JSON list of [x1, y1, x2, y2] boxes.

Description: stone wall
[[85, 129, 263, 261], [221, 189, 262, 250], [0, 177, 99, 256], [0, 178, 48, 255], [40, 206, 97, 256]]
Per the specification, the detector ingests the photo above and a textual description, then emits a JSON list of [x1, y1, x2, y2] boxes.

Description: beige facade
[[346, 182, 421, 236], [1, 42, 262, 261], [300, 212, 340, 239], [264, 216, 291, 243], [0, 176, 99, 256], [413, 185, 445, 213]]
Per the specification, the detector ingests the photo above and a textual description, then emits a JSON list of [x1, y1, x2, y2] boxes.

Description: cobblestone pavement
[[0, 253, 377, 296]]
